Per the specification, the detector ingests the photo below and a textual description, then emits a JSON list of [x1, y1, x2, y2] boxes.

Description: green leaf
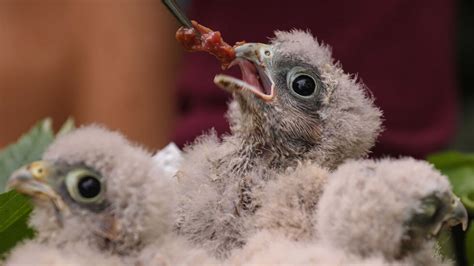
[[0, 191, 32, 232], [57, 117, 76, 137], [0, 119, 54, 192], [0, 191, 34, 259], [427, 151, 474, 170]]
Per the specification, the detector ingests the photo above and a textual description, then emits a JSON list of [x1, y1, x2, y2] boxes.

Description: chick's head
[[7, 126, 174, 255], [215, 30, 382, 168]]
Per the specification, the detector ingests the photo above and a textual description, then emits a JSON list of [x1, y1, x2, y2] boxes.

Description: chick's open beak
[[7, 161, 69, 223], [214, 43, 275, 102]]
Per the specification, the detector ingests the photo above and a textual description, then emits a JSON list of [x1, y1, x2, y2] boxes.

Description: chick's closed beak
[[7, 161, 69, 216], [446, 196, 469, 231]]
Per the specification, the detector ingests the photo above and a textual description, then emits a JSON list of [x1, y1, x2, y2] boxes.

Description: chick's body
[[5, 242, 123, 266], [177, 30, 382, 257], [5, 126, 215, 266], [227, 231, 407, 266]]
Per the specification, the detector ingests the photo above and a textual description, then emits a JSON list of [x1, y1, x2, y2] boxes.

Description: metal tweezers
[[161, 0, 194, 29]]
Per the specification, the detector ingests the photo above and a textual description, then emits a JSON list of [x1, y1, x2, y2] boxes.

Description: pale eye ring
[[65, 169, 104, 204]]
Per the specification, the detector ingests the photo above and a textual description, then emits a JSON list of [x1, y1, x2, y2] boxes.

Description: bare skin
[[0, 0, 180, 149]]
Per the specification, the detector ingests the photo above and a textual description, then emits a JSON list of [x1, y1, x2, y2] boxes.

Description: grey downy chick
[[227, 158, 467, 266], [177, 29, 382, 257], [315, 158, 468, 265], [5, 126, 215, 266]]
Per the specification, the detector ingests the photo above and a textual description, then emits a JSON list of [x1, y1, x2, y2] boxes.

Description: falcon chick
[[5, 126, 213, 265], [178, 29, 382, 257], [315, 158, 468, 265], [227, 158, 467, 266]]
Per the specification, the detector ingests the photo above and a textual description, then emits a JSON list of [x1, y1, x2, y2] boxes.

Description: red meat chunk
[[176, 21, 242, 69]]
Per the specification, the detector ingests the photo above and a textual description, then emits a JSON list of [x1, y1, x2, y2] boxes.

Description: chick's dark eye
[[78, 176, 101, 198], [292, 75, 316, 96], [66, 169, 104, 203]]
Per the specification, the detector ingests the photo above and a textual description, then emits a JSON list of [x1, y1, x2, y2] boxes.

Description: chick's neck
[[227, 111, 317, 175]]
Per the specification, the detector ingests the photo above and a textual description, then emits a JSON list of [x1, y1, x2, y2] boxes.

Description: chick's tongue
[[238, 60, 263, 92]]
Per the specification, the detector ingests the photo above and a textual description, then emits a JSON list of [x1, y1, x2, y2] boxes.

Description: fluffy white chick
[[316, 158, 468, 265], [177, 29, 382, 258], [225, 158, 466, 266], [5, 126, 215, 266]]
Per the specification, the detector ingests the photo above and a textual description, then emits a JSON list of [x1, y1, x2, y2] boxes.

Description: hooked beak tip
[[449, 197, 469, 231]]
